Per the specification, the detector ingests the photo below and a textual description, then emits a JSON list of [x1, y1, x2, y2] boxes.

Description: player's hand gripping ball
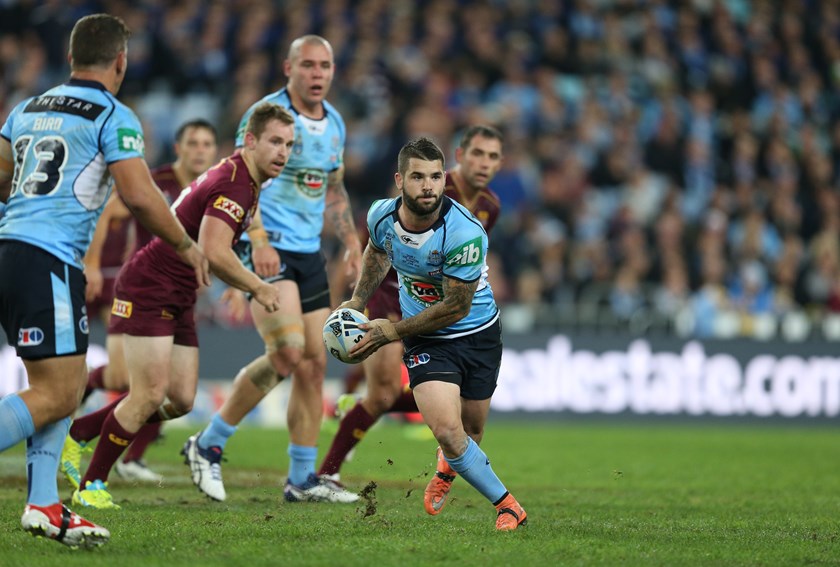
[[323, 308, 368, 363]]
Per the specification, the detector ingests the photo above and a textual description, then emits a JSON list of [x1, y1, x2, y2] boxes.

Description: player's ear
[[115, 51, 126, 77], [394, 172, 403, 189], [283, 58, 292, 78], [454, 147, 464, 162]]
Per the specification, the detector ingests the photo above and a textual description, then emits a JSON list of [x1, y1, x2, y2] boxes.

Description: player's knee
[[54, 395, 80, 420], [465, 427, 484, 445], [367, 383, 402, 413], [429, 423, 465, 455], [169, 396, 193, 415], [268, 343, 304, 373], [240, 355, 283, 394], [103, 368, 129, 392], [258, 314, 306, 373]]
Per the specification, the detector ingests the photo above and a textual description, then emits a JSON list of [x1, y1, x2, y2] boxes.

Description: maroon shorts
[[367, 273, 401, 321], [86, 277, 116, 316], [107, 260, 198, 347]]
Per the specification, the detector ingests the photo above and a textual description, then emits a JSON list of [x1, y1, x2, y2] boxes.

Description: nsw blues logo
[[18, 327, 44, 347], [406, 353, 430, 369]]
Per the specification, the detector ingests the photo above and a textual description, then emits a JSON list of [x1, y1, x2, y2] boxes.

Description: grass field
[[0, 418, 838, 566]]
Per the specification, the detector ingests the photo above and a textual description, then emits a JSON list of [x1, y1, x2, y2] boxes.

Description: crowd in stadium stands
[[3, 0, 840, 340]]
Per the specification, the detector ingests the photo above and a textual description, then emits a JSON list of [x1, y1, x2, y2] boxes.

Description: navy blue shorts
[[402, 318, 502, 400], [0, 240, 89, 359], [235, 242, 330, 313]]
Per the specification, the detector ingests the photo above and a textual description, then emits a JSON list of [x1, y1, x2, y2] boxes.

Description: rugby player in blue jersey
[[184, 35, 362, 503], [343, 137, 527, 531], [0, 14, 209, 548]]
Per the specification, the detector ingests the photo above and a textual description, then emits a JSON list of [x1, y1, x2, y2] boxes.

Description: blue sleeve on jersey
[[0, 100, 24, 140], [442, 225, 487, 283], [329, 103, 346, 172], [234, 104, 256, 148], [366, 199, 390, 251], [101, 105, 145, 164]]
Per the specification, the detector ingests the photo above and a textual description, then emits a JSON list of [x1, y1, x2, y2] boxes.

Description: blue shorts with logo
[[234, 241, 331, 313], [402, 318, 502, 400], [0, 240, 88, 359]]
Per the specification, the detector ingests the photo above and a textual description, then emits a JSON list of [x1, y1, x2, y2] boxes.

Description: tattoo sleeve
[[324, 167, 361, 249], [350, 243, 392, 307], [394, 276, 477, 338]]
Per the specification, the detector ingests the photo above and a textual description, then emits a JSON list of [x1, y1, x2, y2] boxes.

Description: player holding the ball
[[339, 137, 527, 531]]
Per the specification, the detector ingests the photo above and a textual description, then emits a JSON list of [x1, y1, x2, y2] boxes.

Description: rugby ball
[[323, 308, 368, 363]]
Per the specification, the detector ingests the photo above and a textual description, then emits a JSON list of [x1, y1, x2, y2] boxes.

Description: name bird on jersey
[[0, 79, 145, 267], [367, 195, 498, 338], [235, 88, 344, 253]]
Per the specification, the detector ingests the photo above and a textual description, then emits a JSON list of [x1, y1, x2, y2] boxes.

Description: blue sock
[[0, 394, 36, 452], [445, 437, 507, 504], [26, 417, 70, 506], [199, 414, 237, 450], [287, 444, 317, 485]]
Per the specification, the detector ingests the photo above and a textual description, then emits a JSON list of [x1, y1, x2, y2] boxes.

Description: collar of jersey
[[66, 78, 108, 91]]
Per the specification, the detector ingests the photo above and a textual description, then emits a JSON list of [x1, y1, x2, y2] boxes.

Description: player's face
[[455, 135, 503, 189], [286, 42, 334, 108], [249, 120, 296, 180], [175, 127, 218, 179], [397, 158, 446, 217]]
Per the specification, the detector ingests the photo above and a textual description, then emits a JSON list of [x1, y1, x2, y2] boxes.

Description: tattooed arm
[[341, 242, 392, 312], [349, 274, 478, 361], [324, 165, 362, 284]]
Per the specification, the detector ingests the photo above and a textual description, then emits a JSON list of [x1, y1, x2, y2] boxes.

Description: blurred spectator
[[4, 0, 840, 338]]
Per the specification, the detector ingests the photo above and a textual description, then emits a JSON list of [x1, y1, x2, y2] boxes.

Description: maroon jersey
[[132, 163, 189, 251], [444, 170, 501, 235], [99, 215, 132, 275], [118, 153, 259, 305]]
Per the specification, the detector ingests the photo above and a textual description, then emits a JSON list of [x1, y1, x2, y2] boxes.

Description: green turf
[[0, 419, 838, 566]]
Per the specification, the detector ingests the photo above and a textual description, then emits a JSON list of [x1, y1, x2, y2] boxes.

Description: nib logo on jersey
[[117, 128, 145, 155], [17, 327, 44, 347], [446, 237, 483, 267]]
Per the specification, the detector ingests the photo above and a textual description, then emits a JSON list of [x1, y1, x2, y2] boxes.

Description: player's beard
[[402, 190, 442, 217]]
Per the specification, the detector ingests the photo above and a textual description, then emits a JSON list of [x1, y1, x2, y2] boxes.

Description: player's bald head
[[287, 35, 333, 63]]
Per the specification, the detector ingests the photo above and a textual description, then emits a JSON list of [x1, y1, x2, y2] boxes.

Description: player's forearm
[[394, 301, 468, 338], [207, 247, 265, 294], [393, 278, 475, 338], [122, 192, 190, 251], [111, 159, 191, 252], [246, 207, 270, 248], [349, 245, 390, 307], [325, 183, 361, 252]]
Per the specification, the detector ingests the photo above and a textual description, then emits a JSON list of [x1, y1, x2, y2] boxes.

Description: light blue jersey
[[235, 88, 345, 253], [0, 79, 145, 267], [367, 196, 498, 338]]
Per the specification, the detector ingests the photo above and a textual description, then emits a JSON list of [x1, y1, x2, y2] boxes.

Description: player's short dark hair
[[459, 125, 504, 150], [398, 137, 445, 176], [175, 119, 218, 144], [69, 14, 131, 70], [244, 103, 295, 140]]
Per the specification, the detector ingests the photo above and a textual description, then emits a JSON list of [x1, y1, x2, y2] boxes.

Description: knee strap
[[256, 313, 305, 353]]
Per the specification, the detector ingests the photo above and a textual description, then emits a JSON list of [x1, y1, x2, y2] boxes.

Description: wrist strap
[[377, 319, 400, 342]]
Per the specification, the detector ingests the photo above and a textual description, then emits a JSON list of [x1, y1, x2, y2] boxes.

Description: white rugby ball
[[323, 307, 368, 363]]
